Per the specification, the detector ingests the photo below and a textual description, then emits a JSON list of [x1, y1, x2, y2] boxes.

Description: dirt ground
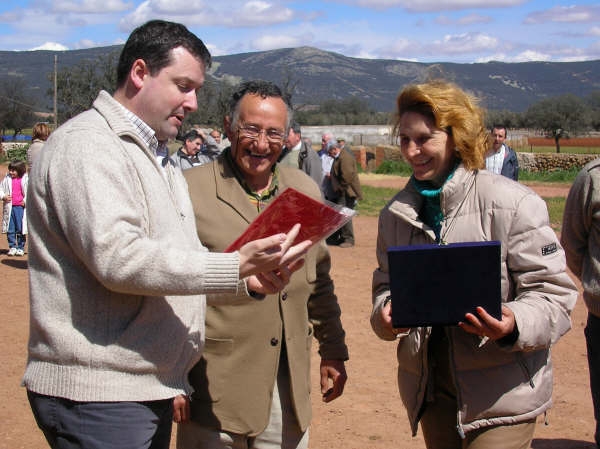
[[0, 174, 596, 449]]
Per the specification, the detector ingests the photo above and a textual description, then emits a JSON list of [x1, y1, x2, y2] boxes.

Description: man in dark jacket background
[[485, 125, 519, 181]]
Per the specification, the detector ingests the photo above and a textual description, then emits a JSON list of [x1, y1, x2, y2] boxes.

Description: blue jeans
[[586, 312, 600, 447], [7, 205, 25, 249], [27, 390, 174, 449]]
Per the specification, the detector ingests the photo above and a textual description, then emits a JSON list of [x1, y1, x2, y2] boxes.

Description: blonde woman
[[371, 80, 577, 448]]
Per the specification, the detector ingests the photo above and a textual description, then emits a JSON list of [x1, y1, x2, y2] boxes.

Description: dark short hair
[[492, 124, 507, 135], [8, 160, 26, 177], [290, 121, 301, 135], [229, 80, 293, 130], [116, 20, 212, 88], [183, 129, 202, 142]]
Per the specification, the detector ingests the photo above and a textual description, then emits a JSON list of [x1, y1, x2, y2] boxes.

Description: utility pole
[[53, 54, 57, 129]]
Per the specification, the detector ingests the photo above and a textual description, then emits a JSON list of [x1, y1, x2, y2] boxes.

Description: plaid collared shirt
[[121, 105, 170, 166], [121, 107, 158, 153]]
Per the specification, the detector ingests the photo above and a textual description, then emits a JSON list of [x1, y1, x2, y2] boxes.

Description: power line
[[0, 94, 37, 110]]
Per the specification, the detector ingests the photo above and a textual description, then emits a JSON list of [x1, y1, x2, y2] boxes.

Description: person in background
[[484, 124, 519, 181], [337, 137, 353, 156], [27, 122, 51, 172], [1, 160, 28, 256], [194, 128, 222, 165], [209, 128, 229, 151], [176, 80, 348, 449], [370, 80, 576, 448], [279, 120, 322, 186], [318, 132, 336, 201], [561, 158, 600, 449], [22, 20, 309, 449], [327, 141, 362, 248], [172, 129, 204, 170]]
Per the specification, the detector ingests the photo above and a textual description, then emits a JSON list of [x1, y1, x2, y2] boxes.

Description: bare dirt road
[[0, 175, 595, 449]]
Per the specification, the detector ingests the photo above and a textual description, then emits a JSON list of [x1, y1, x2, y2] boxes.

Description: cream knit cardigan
[[23, 91, 248, 401]]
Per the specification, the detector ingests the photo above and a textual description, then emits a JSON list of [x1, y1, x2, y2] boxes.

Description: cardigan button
[[270, 338, 279, 346], [281, 292, 288, 301]]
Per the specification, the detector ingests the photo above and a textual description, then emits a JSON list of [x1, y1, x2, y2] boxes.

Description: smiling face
[[225, 93, 288, 192], [398, 111, 456, 186], [132, 46, 206, 141]]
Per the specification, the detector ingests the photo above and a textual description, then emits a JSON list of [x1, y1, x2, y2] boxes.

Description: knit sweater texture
[[22, 91, 245, 402], [562, 157, 600, 317]]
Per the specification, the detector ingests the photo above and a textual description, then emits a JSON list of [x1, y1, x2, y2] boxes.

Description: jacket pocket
[[190, 337, 234, 403]]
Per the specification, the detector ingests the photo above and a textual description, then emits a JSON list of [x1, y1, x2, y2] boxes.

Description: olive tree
[[0, 76, 36, 137], [50, 51, 119, 124], [524, 94, 592, 153]]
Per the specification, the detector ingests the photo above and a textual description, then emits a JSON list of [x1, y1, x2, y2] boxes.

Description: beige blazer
[[184, 153, 348, 435]]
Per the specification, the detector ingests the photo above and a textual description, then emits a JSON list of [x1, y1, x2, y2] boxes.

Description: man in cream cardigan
[[22, 20, 308, 449]]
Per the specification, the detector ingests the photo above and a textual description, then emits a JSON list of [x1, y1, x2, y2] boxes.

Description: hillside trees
[[184, 77, 238, 130], [587, 91, 600, 131], [295, 97, 390, 125], [52, 51, 118, 124], [0, 76, 36, 137], [485, 109, 523, 130]]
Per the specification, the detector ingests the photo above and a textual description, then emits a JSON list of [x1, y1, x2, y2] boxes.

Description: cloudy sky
[[0, 0, 599, 63]]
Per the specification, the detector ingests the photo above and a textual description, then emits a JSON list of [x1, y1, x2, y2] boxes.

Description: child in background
[[1, 160, 28, 256]]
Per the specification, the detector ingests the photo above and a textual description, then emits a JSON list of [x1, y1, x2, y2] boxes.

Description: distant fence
[[1, 135, 31, 142]]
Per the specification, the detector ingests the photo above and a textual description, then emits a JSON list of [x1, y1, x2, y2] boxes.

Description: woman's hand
[[380, 298, 409, 336], [459, 305, 515, 341]]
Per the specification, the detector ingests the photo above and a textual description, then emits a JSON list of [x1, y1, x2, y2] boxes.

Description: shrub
[[375, 159, 412, 176], [5, 144, 28, 163]]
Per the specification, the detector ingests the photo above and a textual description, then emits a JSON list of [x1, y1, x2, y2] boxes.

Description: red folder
[[225, 187, 355, 252]]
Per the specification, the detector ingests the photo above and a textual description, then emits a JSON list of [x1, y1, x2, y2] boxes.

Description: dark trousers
[[585, 313, 600, 447], [27, 390, 173, 449]]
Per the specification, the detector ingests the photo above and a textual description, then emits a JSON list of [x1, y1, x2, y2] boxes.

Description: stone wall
[[349, 145, 599, 173], [517, 152, 598, 172]]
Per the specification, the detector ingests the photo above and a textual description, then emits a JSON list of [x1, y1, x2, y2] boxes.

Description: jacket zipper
[[446, 329, 467, 439]]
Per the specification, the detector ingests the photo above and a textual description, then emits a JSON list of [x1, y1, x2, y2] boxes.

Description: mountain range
[[1, 45, 599, 113]]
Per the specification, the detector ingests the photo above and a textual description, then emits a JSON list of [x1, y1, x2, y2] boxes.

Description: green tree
[[51, 51, 119, 124], [185, 77, 238, 130], [524, 94, 593, 153], [586, 91, 600, 131], [295, 97, 390, 126], [485, 109, 523, 130], [0, 76, 37, 138]]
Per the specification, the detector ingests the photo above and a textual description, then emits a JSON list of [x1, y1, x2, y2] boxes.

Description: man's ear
[[223, 115, 233, 140], [130, 59, 149, 89]]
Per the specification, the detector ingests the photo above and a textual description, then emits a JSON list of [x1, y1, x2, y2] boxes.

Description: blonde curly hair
[[393, 80, 489, 171]]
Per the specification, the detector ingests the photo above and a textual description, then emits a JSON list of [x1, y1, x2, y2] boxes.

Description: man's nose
[[183, 91, 198, 112]]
